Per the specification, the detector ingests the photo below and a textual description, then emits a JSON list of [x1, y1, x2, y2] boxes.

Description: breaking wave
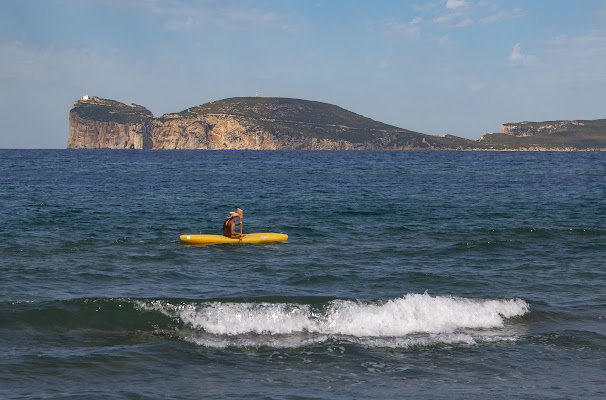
[[136, 293, 529, 349]]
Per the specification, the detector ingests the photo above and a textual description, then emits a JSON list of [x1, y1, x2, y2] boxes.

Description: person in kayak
[[223, 211, 243, 238]]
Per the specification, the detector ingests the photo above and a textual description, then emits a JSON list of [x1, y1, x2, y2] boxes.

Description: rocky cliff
[[480, 119, 606, 150], [67, 96, 482, 150], [501, 120, 596, 137], [68, 96, 606, 150], [67, 97, 154, 149]]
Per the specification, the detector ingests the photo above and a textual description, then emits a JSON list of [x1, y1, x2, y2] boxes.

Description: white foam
[[136, 293, 529, 348]]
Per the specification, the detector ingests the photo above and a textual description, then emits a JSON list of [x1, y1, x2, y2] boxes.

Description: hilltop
[[168, 97, 481, 149], [70, 96, 153, 125]]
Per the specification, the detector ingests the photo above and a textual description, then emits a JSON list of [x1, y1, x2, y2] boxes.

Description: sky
[[1, 0, 606, 148]]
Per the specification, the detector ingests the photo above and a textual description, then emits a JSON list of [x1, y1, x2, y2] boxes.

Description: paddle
[[237, 208, 243, 237]]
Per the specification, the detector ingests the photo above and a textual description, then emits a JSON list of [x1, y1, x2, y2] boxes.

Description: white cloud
[[164, 15, 196, 32], [509, 43, 537, 67], [434, 13, 473, 27], [435, 0, 472, 28], [385, 17, 423, 38], [446, 0, 466, 10], [435, 2, 525, 28], [478, 7, 526, 24]]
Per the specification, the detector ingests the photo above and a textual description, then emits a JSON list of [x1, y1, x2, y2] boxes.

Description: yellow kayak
[[180, 232, 288, 245]]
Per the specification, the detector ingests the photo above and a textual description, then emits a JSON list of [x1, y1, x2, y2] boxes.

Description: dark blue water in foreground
[[1, 150, 605, 399]]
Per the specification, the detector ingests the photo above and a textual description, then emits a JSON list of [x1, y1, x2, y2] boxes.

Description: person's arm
[[229, 220, 242, 238]]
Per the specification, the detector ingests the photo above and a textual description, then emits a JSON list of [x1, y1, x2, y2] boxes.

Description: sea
[[1, 149, 605, 399]]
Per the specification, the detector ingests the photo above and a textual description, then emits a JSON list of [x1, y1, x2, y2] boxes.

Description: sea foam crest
[[139, 293, 529, 341]]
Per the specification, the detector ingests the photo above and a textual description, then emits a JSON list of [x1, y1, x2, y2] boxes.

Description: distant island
[[67, 95, 606, 150]]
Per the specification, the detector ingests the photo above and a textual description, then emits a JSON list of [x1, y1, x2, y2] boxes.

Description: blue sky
[[1, 0, 605, 148]]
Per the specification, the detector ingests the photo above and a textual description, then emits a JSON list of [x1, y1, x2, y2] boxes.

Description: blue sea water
[[1, 149, 605, 399]]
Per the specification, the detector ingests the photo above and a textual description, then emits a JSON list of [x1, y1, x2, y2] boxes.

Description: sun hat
[[226, 211, 239, 219]]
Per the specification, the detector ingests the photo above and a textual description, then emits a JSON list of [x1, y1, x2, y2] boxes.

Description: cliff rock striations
[[68, 96, 482, 150], [67, 97, 154, 149], [480, 119, 606, 150], [67, 96, 606, 150]]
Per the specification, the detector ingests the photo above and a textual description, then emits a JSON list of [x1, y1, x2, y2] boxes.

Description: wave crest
[[137, 293, 529, 348]]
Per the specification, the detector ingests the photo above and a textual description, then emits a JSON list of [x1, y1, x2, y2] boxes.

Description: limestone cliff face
[[67, 113, 152, 149], [149, 115, 209, 149], [500, 120, 587, 137], [148, 114, 407, 150], [149, 114, 286, 150], [67, 96, 154, 149], [69, 96, 478, 150]]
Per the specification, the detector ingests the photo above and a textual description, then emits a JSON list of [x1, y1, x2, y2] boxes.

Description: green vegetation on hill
[[177, 97, 482, 148], [481, 132, 606, 150], [179, 97, 400, 130], [502, 119, 606, 135], [71, 97, 153, 125], [483, 119, 606, 149]]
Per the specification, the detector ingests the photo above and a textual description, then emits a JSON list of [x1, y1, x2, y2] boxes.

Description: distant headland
[[67, 95, 606, 150]]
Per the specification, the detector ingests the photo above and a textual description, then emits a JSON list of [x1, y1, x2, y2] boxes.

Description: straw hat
[[226, 211, 239, 219]]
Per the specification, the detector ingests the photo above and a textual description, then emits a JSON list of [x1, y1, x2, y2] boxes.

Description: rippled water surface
[[1, 150, 605, 399]]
